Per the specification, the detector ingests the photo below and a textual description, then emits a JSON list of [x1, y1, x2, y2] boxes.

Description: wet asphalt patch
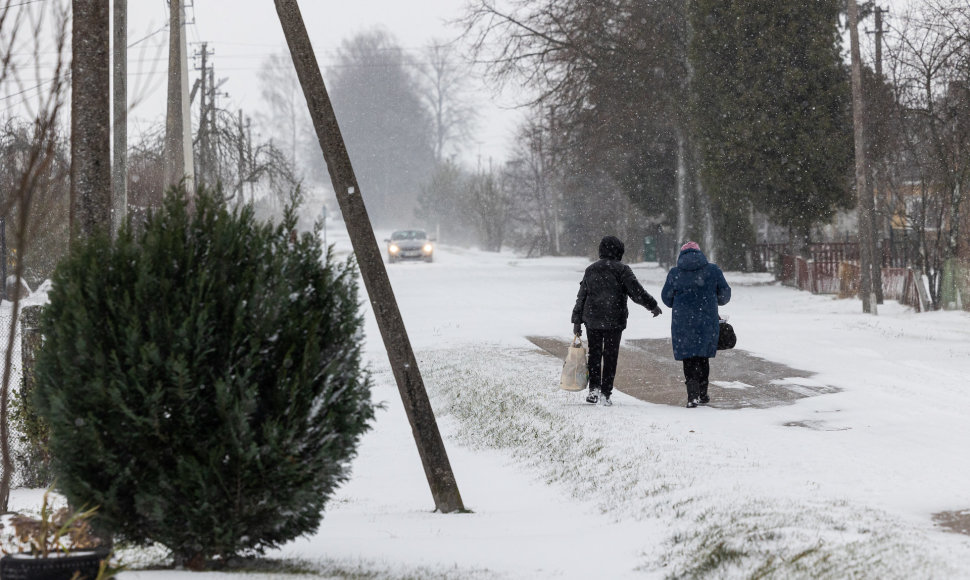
[[933, 510, 970, 537], [527, 336, 839, 411]]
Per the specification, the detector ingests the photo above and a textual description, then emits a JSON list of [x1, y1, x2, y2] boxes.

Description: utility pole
[[111, 0, 127, 236], [874, 7, 885, 78], [871, 5, 887, 303], [179, 6, 194, 193], [236, 109, 246, 201], [163, 0, 183, 197], [195, 42, 213, 186], [198, 43, 207, 183], [849, 0, 877, 314], [245, 115, 254, 202], [163, 0, 182, 194], [71, 0, 112, 241], [273, 0, 464, 514], [163, 0, 194, 197]]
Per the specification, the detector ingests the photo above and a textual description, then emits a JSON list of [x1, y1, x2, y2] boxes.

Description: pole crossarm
[[273, 0, 464, 513]]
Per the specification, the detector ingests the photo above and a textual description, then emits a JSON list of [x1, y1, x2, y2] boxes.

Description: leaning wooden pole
[[273, 0, 464, 513]]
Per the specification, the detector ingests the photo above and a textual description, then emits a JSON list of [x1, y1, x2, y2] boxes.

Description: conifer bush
[[32, 187, 374, 565]]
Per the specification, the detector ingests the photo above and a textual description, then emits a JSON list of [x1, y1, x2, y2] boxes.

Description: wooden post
[[273, 0, 464, 513]]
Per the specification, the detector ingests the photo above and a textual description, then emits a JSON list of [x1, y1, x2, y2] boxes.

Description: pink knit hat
[[680, 241, 701, 252]]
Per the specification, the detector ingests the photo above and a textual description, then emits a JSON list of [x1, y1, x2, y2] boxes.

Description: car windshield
[[391, 230, 427, 241]]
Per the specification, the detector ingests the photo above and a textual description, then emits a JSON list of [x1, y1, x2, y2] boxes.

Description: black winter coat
[[572, 237, 658, 331]]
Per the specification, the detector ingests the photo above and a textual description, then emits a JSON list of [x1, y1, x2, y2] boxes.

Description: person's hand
[[650, 306, 662, 317], [573, 323, 582, 336]]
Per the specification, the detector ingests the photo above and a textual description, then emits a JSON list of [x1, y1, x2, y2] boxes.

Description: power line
[[3, 0, 48, 9], [128, 24, 169, 49], [0, 73, 68, 103]]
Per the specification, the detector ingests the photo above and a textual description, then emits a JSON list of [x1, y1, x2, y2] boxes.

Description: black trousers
[[682, 357, 710, 398], [587, 328, 623, 396]]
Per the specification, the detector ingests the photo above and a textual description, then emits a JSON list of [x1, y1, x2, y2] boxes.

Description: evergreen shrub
[[32, 187, 374, 565]]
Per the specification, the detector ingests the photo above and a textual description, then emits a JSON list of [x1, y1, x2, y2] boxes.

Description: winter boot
[[685, 379, 700, 408], [601, 393, 613, 406], [586, 388, 600, 404]]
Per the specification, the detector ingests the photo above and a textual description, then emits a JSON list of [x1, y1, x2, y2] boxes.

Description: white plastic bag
[[559, 335, 589, 391]]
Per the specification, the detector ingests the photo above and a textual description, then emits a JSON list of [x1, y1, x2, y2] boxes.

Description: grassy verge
[[421, 346, 956, 579]]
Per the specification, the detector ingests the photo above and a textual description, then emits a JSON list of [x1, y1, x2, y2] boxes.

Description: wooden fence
[[758, 239, 925, 273], [780, 256, 925, 311]]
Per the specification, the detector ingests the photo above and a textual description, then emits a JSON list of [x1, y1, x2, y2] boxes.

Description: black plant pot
[[0, 550, 107, 580]]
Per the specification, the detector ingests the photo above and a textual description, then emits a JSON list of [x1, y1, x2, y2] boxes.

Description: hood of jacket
[[676, 248, 709, 271], [598, 236, 625, 261]]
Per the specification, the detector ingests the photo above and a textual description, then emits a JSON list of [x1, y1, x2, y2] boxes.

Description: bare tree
[[256, 51, 309, 170], [417, 40, 478, 164], [883, 0, 970, 308], [467, 162, 513, 252], [126, 125, 166, 225], [461, 0, 691, 255], [0, 0, 70, 510], [209, 108, 300, 208], [326, 29, 435, 226], [415, 159, 474, 245], [503, 112, 562, 256]]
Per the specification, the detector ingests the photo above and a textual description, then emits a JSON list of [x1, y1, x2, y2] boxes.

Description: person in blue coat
[[661, 241, 731, 408]]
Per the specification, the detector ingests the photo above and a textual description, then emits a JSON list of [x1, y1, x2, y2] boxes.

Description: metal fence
[[0, 304, 28, 487]]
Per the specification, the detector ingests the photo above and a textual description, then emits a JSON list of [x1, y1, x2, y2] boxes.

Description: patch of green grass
[[678, 540, 748, 579]]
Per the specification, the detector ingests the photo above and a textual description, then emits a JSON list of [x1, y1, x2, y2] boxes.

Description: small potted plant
[[0, 490, 114, 580]]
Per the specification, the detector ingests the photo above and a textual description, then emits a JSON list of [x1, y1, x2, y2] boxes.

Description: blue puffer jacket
[[660, 248, 731, 360]]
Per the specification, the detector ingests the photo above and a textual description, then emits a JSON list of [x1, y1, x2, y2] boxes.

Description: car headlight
[[389, 244, 400, 254], [422, 243, 433, 253]]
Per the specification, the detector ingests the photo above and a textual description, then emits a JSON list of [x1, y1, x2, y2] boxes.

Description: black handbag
[[717, 320, 736, 350]]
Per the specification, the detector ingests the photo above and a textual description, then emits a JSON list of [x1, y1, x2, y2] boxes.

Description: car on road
[[385, 229, 434, 263]]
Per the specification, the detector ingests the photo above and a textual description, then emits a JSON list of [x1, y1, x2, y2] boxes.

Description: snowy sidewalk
[[529, 336, 838, 412]]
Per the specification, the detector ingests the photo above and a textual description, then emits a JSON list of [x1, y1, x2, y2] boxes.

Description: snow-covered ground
[[11, 220, 970, 579]]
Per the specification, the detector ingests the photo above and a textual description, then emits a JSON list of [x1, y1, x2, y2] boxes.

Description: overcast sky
[[3, 0, 920, 168], [125, 0, 522, 165]]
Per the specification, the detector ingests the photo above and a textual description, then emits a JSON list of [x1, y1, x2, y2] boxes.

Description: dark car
[[386, 229, 434, 263]]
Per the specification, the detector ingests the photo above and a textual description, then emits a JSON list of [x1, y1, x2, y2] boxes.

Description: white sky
[[125, 0, 523, 165], [2, 0, 923, 167]]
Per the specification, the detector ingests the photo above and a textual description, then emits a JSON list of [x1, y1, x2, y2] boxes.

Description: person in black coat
[[660, 241, 731, 408], [572, 236, 662, 406]]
